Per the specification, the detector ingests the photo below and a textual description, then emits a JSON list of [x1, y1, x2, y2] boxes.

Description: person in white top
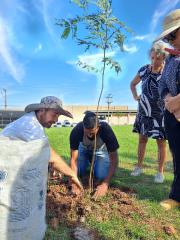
[[1, 96, 82, 189]]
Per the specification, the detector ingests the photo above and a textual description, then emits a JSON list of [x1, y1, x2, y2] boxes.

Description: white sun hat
[[155, 9, 180, 42], [25, 96, 73, 118]]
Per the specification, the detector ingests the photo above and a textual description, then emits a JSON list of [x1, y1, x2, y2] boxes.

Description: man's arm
[[70, 148, 83, 195], [49, 147, 82, 189], [93, 150, 118, 199], [70, 149, 79, 175], [104, 150, 118, 184]]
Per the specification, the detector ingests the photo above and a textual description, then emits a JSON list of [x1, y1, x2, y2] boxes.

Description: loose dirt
[[46, 177, 177, 240]]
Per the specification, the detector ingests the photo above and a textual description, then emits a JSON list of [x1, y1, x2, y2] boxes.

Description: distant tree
[[57, 0, 131, 192]]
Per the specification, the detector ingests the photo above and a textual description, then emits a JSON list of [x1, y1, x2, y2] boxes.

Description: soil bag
[[0, 137, 50, 240]]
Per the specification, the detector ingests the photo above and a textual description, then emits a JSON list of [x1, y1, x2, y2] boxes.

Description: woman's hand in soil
[[93, 182, 108, 200]]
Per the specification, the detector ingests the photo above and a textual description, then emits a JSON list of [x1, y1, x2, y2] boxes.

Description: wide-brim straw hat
[[25, 96, 73, 118], [155, 9, 180, 42]]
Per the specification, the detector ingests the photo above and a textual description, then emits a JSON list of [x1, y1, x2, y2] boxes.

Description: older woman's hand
[[135, 95, 141, 101], [165, 94, 180, 113], [174, 111, 180, 121]]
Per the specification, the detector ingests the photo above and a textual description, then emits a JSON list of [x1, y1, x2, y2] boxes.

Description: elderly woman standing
[[130, 42, 168, 183], [155, 9, 180, 210]]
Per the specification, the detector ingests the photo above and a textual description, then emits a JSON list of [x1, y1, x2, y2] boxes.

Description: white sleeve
[[1, 113, 46, 141]]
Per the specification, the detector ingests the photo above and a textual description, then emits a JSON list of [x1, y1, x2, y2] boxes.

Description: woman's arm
[[130, 74, 141, 101]]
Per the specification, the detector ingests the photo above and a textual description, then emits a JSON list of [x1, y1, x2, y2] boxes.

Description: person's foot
[[154, 172, 164, 183], [131, 166, 143, 176], [160, 199, 180, 210]]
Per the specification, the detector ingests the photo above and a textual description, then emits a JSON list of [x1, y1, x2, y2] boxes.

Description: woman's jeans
[[164, 110, 180, 202], [77, 143, 110, 181]]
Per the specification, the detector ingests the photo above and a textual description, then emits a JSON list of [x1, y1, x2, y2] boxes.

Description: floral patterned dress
[[133, 65, 166, 139]]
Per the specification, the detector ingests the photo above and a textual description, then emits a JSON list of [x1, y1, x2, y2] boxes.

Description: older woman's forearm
[[130, 83, 140, 100]]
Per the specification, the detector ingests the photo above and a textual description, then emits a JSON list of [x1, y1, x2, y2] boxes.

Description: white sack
[[0, 137, 50, 240]]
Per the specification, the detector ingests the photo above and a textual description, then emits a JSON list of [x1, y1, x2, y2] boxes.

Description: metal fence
[[0, 110, 24, 128]]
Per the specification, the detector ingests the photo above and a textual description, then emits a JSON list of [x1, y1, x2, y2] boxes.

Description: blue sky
[[0, 0, 180, 109]]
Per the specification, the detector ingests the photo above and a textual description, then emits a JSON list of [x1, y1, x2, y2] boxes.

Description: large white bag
[[0, 137, 50, 240]]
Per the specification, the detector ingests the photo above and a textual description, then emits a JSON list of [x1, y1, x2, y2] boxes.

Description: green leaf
[[61, 27, 71, 39], [71, 0, 89, 8], [77, 60, 99, 73]]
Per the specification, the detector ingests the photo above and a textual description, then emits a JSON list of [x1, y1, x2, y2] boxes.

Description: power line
[[106, 93, 113, 123], [1, 89, 7, 110]]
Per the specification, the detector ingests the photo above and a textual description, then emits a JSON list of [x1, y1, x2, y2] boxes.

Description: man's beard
[[87, 135, 95, 140], [42, 121, 52, 128]]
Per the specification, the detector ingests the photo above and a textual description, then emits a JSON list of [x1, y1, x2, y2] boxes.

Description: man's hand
[[49, 147, 83, 190], [92, 182, 108, 200], [69, 174, 83, 191], [71, 182, 82, 196]]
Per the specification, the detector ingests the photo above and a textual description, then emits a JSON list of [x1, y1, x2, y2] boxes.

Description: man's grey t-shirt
[[70, 122, 119, 152]]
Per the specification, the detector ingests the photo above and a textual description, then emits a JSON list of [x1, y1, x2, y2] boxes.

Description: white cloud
[[151, 0, 180, 31], [132, 33, 157, 43], [38, 0, 54, 38], [67, 51, 116, 73], [35, 0, 61, 44], [133, 34, 150, 41], [132, 0, 179, 44], [17, 5, 30, 15], [123, 44, 138, 54], [79, 51, 115, 65], [0, 17, 25, 82], [67, 50, 124, 98], [34, 43, 42, 53]]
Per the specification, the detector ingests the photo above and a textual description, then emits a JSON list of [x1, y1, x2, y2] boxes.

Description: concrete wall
[[0, 105, 136, 128], [59, 105, 129, 123], [109, 115, 136, 126]]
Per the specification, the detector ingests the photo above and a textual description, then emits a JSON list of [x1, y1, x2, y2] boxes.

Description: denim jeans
[[77, 142, 110, 181]]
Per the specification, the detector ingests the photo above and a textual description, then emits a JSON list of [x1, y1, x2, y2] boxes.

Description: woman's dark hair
[[83, 111, 99, 129]]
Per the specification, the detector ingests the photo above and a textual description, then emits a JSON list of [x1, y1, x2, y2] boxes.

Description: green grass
[[45, 126, 180, 240], [1, 127, 179, 239]]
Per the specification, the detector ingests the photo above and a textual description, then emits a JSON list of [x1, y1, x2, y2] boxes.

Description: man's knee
[[94, 155, 110, 180]]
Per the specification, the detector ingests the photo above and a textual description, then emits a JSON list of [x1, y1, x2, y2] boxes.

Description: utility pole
[[106, 94, 113, 124], [1, 89, 7, 110]]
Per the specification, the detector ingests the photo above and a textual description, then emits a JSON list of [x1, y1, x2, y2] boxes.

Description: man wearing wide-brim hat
[[0, 96, 82, 239], [1, 96, 82, 188], [155, 9, 180, 211]]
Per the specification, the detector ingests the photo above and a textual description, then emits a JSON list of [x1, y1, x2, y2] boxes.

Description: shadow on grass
[[111, 167, 173, 203], [120, 151, 162, 165], [120, 151, 174, 174]]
